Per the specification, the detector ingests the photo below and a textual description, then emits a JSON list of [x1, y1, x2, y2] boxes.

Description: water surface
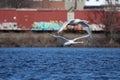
[[0, 48, 120, 80]]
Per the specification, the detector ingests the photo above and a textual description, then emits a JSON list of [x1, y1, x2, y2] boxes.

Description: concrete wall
[[65, 0, 85, 10]]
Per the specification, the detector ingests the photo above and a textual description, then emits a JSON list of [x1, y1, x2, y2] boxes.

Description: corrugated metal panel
[[0, 9, 67, 30], [0, 9, 16, 23], [35, 10, 67, 22], [16, 10, 67, 29], [75, 10, 105, 24], [0, 9, 120, 30], [16, 10, 36, 29], [75, 10, 88, 21], [51, 10, 67, 21]]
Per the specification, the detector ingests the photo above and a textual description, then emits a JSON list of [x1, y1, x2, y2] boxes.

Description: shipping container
[[0, 9, 120, 31]]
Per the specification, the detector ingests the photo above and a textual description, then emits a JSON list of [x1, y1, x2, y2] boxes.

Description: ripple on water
[[0, 48, 120, 80]]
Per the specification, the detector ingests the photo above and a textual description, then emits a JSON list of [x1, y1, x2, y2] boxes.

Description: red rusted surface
[[0, 9, 16, 23], [0, 9, 119, 30], [75, 10, 105, 24], [0, 9, 67, 29]]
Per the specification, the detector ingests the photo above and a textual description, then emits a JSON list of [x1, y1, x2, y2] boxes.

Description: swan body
[[49, 34, 89, 46], [57, 19, 92, 38]]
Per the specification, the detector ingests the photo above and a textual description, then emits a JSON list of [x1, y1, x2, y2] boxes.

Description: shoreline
[[0, 31, 120, 48]]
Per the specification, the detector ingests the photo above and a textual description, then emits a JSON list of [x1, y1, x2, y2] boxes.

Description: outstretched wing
[[57, 19, 74, 34], [57, 22, 68, 34], [48, 33, 68, 44], [79, 22, 92, 38], [72, 35, 89, 41]]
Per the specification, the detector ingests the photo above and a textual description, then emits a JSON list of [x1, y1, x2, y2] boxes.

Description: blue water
[[0, 48, 120, 80]]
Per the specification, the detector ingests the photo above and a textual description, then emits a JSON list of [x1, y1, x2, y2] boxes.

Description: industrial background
[[0, 9, 120, 31]]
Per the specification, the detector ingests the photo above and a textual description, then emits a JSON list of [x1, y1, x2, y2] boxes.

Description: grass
[[0, 31, 120, 47]]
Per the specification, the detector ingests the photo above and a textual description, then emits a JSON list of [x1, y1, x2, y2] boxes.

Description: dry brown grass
[[0, 31, 119, 47]]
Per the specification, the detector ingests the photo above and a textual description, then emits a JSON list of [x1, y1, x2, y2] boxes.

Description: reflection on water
[[0, 48, 120, 80]]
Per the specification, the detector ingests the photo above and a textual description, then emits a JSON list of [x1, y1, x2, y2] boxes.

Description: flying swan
[[57, 19, 92, 38], [49, 33, 89, 46]]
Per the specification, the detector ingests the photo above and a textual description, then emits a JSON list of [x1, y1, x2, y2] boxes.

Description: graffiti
[[0, 21, 106, 31], [65, 25, 83, 31], [0, 22, 21, 30], [89, 24, 105, 31], [31, 21, 63, 31]]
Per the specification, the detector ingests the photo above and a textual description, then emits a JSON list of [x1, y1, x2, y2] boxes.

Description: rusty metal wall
[[0, 9, 16, 23], [0, 9, 119, 30], [75, 10, 105, 24], [0, 9, 67, 30]]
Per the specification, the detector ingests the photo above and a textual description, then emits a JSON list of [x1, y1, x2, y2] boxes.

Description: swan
[[57, 19, 92, 38], [49, 33, 89, 46]]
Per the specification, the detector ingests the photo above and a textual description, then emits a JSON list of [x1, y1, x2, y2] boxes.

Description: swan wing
[[72, 35, 89, 41], [48, 33, 68, 43], [57, 19, 74, 33], [79, 22, 92, 38]]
